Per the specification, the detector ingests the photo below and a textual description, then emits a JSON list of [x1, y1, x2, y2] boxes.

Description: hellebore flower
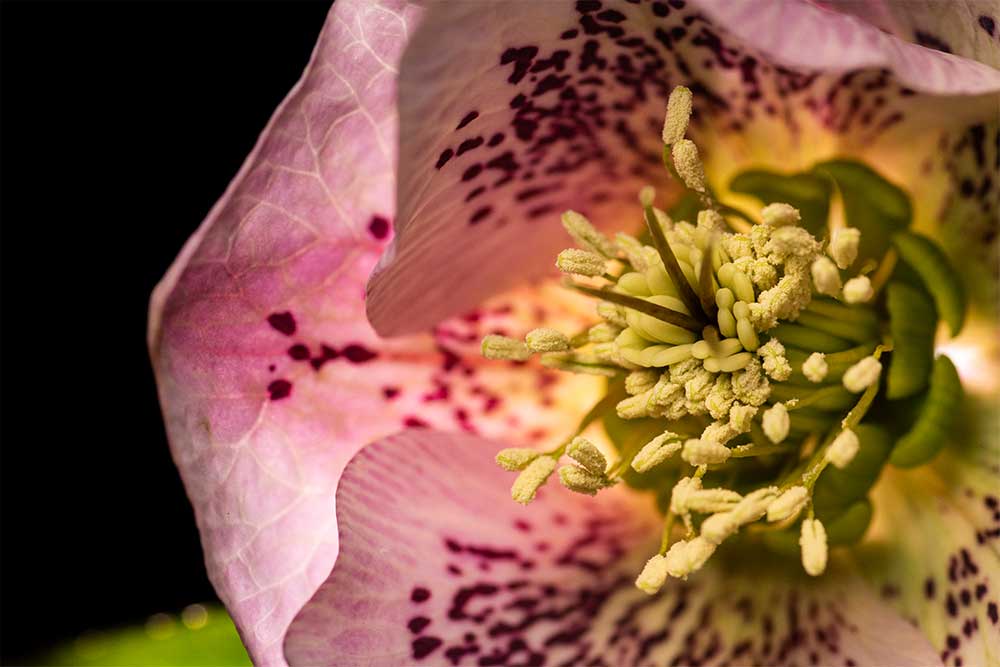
[[149, 1, 1000, 665]]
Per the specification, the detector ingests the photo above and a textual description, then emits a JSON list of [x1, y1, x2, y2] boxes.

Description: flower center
[[482, 86, 964, 594]]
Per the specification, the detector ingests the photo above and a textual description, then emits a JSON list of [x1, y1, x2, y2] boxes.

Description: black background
[[1, 2, 332, 661]]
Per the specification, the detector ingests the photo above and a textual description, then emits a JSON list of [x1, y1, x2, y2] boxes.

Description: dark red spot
[[487, 132, 505, 147], [988, 602, 998, 624], [411, 587, 431, 603], [412, 636, 442, 660], [456, 111, 479, 129], [980, 15, 996, 37], [382, 386, 400, 400], [342, 343, 377, 363], [457, 136, 484, 156], [461, 164, 483, 181], [368, 215, 390, 240], [287, 344, 310, 361], [469, 206, 492, 224], [266, 312, 296, 336], [404, 416, 430, 428], [267, 379, 292, 400], [309, 344, 339, 370], [408, 616, 431, 634], [435, 148, 454, 169]]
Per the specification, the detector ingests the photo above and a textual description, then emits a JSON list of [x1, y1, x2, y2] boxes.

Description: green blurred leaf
[[43, 605, 250, 667], [729, 169, 831, 236]]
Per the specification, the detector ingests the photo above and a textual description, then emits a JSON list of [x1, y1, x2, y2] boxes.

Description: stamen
[[800, 518, 829, 576], [631, 432, 682, 473], [636, 554, 670, 595], [767, 485, 809, 522], [761, 203, 801, 227], [525, 327, 570, 353], [762, 403, 791, 443], [495, 448, 540, 471], [558, 465, 608, 496], [555, 248, 606, 277], [671, 139, 707, 193], [566, 436, 607, 475], [561, 210, 617, 257], [511, 456, 557, 505], [482, 334, 531, 361], [661, 85, 692, 145], [810, 256, 842, 296], [568, 281, 702, 331], [588, 322, 622, 344], [802, 352, 829, 383], [642, 204, 707, 321], [826, 428, 860, 469], [663, 537, 716, 579], [843, 275, 874, 304], [829, 227, 861, 269], [842, 356, 882, 393], [681, 438, 731, 465]]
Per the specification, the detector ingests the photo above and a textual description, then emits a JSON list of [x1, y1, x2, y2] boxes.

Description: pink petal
[[284, 429, 940, 666], [149, 2, 599, 663], [367, 0, 1000, 335], [819, 0, 1000, 69]]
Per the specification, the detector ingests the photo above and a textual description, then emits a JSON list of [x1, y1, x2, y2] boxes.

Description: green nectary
[[480, 86, 966, 592]]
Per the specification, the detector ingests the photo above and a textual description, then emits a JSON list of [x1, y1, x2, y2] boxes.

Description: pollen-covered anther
[[588, 322, 621, 344], [495, 448, 540, 471], [556, 248, 606, 277], [561, 210, 617, 257], [617, 390, 654, 419], [661, 85, 692, 145], [482, 334, 531, 361], [686, 487, 743, 514], [625, 369, 659, 395], [672, 139, 706, 193], [632, 432, 682, 473], [566, 436, 607, 475], [597, 301, 627, 327], [525, 327, 570, 353], [664, 537, 716, 579], [638, 185, 656, 208], [731, 486, 780, 524], [729, 403, 758, 433], [761, 203, 801, 227], [682, 438, 731, 466], [811, 256, 842, 296], [800, 518, 829, 576], [829, 227, 861, 269], [762, 403, 790, 444], [802, 352, 828, 383], [558, 465, 608, 496], [758, 338, 791, 381], [635, 554, 669, 595], [842, 356, 882, 393], [767, 485, 809, 522], [843, 275, 874, 304], [699, 511, 739, 545], [827, 428, 860, 469], [510, 456, 557, 505]]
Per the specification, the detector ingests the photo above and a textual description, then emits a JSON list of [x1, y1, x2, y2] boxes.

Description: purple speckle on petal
[[456, 110, 479, 129], [412, 636, 443, 660], [266, 311, 296, 336], [411, 587, 431, 603], [267, 379, 292, 400], [368, 215, 390, 240], [342, 343, 378, 363], [979, 15, 996, 37], [288, 344, 310, 361]]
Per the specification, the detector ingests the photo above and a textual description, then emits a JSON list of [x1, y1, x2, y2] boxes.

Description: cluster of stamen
[[483, 87, 889, 593]]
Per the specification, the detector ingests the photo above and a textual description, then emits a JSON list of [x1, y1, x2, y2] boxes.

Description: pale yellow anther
[[511, 456, 557, 505], [589, 322, 622, 344], [664, 537, 716, 578], [697, 209, 726, 233], [758, 338, 791, 381], [615, 233, 649, 271], [597, 301, 628, 327], [635, 554, 669, 594], [729, 404, 758, 433], [700, 511, 739, 545], [567, 436, 607, 475], [556, 248, 606, 277], [482, 334, 531, 361], [829, 227, 861, 269], [558, 465, 607, 496], [827, 428, 860, 469], [762, 403, 790, 443], [672, 139, 706, 193], [717, 307, 737, 338], [802, 352, 828, 383], [682, 438, 731, 465], [662, 85, 693, 145], [732, 358, 771, 407], [715, 288, 735, 311], [525, 327, 570, 353], [495, 448, 540, 471], [761, 203, 801, 227], [800, 518, 828, 576], [687, 487, 743, 514], [732, 300, 750, 320], [811, 256, 842, 296], [632, 433, 682, 473], [731, 270, 756, 304], [617, 390, 654, 419], [767, 485, 809, 522], [732, 486, 780, 524], [625, 369, 659, 395], [639, 185, 656, 208], [704, 351, 754, 373], [843, 275, 874, 304], [842, 356, 882, 393], [561, 210, 618, 257], [736, 317, 759, 353]]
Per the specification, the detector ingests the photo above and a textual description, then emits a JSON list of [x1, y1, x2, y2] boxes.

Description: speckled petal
[[148, 2, 599, 664], [367, 0, 1000, 335], [284, 429, 940, 667]]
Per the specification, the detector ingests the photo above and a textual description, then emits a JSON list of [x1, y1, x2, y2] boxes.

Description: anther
[[589, 322, 621, 344], [767, 485, 809, 522], [672, 139, 707, 193], [736, 317, 759, 351], [636, 554, 670, 594], [511, 456, 557, 504], [758, 338, 791, 381], [625, 369, 659, 395], [566, 436, 607, 475], [826, 428, 860, 469], [802, 352, 828, 383], [761, 203, 801, 227], [842, 356, 882, 393], [843, 275, 874, 304], [495, 448, 540, 471], [762, 403, 790, 443], [800, 518, 828, 576], [556, 248, 606, 277], [525, 327, 570, 353], [639, 185, 656, 208], [558, 465, 608, 496], [829, 227, 861, 269], [811, 256, 842, 296], [597, 301, 628, 327], [682, 438, 731, 465], [664, 537, 716, 578], [632, 434, 682, 473], [661, 85, 693, 145], [482, 334, 531, 361], [561, 210, 618, 257]]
